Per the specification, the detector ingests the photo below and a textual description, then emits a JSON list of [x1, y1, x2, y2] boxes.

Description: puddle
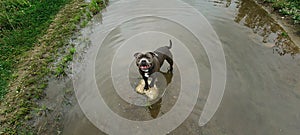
[[37, 0, 300, 134]]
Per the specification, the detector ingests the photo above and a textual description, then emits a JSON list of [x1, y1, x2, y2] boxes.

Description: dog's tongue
[[140, 66, 148, 69]]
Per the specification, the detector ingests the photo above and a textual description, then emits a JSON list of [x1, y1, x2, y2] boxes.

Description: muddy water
[[61, 0, 300, 135]]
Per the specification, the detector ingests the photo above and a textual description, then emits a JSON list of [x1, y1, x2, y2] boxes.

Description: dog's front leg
[[150, 73, 157, 88], [143, 76, 149, 90]]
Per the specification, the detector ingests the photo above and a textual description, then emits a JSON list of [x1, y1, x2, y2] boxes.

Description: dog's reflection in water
[[148, 70, 173, 118]]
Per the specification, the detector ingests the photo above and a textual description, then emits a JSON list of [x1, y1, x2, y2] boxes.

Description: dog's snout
[[141, 60, 147, 65]]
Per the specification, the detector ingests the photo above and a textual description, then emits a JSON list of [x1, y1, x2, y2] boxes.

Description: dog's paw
[[136, 80, 146, 94], [136, 87, 145, 94]]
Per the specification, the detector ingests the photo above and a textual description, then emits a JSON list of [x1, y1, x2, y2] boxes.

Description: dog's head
[[134, 52, 156, 72]]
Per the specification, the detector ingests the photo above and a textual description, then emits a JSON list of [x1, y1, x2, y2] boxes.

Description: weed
[[89, 0, 106, 15], [69, 47, 76, 55], [263, 0, 300, 24], [54, 47, 76, 77], [80, 20, 89, 27], [281, 31, 288, 37]]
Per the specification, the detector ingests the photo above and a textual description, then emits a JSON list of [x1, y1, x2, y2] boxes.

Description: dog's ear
[[134, 52, 142, 58]]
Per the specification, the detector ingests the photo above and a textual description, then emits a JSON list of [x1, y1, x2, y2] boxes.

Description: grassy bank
[[0, 0, 73, 99], [262, 0, 300, 24], [0, 0, 107, 134]]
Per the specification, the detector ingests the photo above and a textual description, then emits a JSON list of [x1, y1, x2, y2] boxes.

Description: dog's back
[[154, 40, 173, 67], [154, 40, 173, 59]]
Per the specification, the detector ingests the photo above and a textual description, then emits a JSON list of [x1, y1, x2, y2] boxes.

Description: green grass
[[0, 0, 72, 99], [55, 47, 76, 76], [263, 0, 300, 23], [0, 0, 107, 134], [0, 0, 108, 99]]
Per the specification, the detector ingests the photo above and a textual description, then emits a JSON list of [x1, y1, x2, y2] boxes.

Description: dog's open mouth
[[140, 65, 150, 70]]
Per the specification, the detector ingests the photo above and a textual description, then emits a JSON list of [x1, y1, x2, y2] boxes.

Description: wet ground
[[38, 0, 300, 134]]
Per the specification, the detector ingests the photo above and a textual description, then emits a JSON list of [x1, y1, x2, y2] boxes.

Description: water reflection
[[148, 70, 173, 118], [210, 0, 233, 8], [234, 0, 299, 56], [148, 98, 162, 118]]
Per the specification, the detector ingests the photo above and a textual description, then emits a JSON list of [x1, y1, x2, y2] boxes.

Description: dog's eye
[[145, 54, 152, 58]]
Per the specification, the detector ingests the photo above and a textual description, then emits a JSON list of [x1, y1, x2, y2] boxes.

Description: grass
[[0, 0, 72, 99], [55, 47, 76, 77], [0, 0, 107, 134], [263, 0, 300, 24]]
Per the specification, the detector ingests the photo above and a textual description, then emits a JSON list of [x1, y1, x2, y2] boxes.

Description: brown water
[[58, 0, 300, 135]]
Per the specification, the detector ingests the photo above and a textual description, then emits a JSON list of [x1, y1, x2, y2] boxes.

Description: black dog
[[134, 40, 173, 90]]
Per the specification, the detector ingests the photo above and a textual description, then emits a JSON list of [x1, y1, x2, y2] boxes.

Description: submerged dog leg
[[150, 73, 157, 88], [166, 56, 173, 72]]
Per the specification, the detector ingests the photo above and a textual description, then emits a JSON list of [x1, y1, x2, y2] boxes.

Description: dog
[[134, 40, 173, 91]]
